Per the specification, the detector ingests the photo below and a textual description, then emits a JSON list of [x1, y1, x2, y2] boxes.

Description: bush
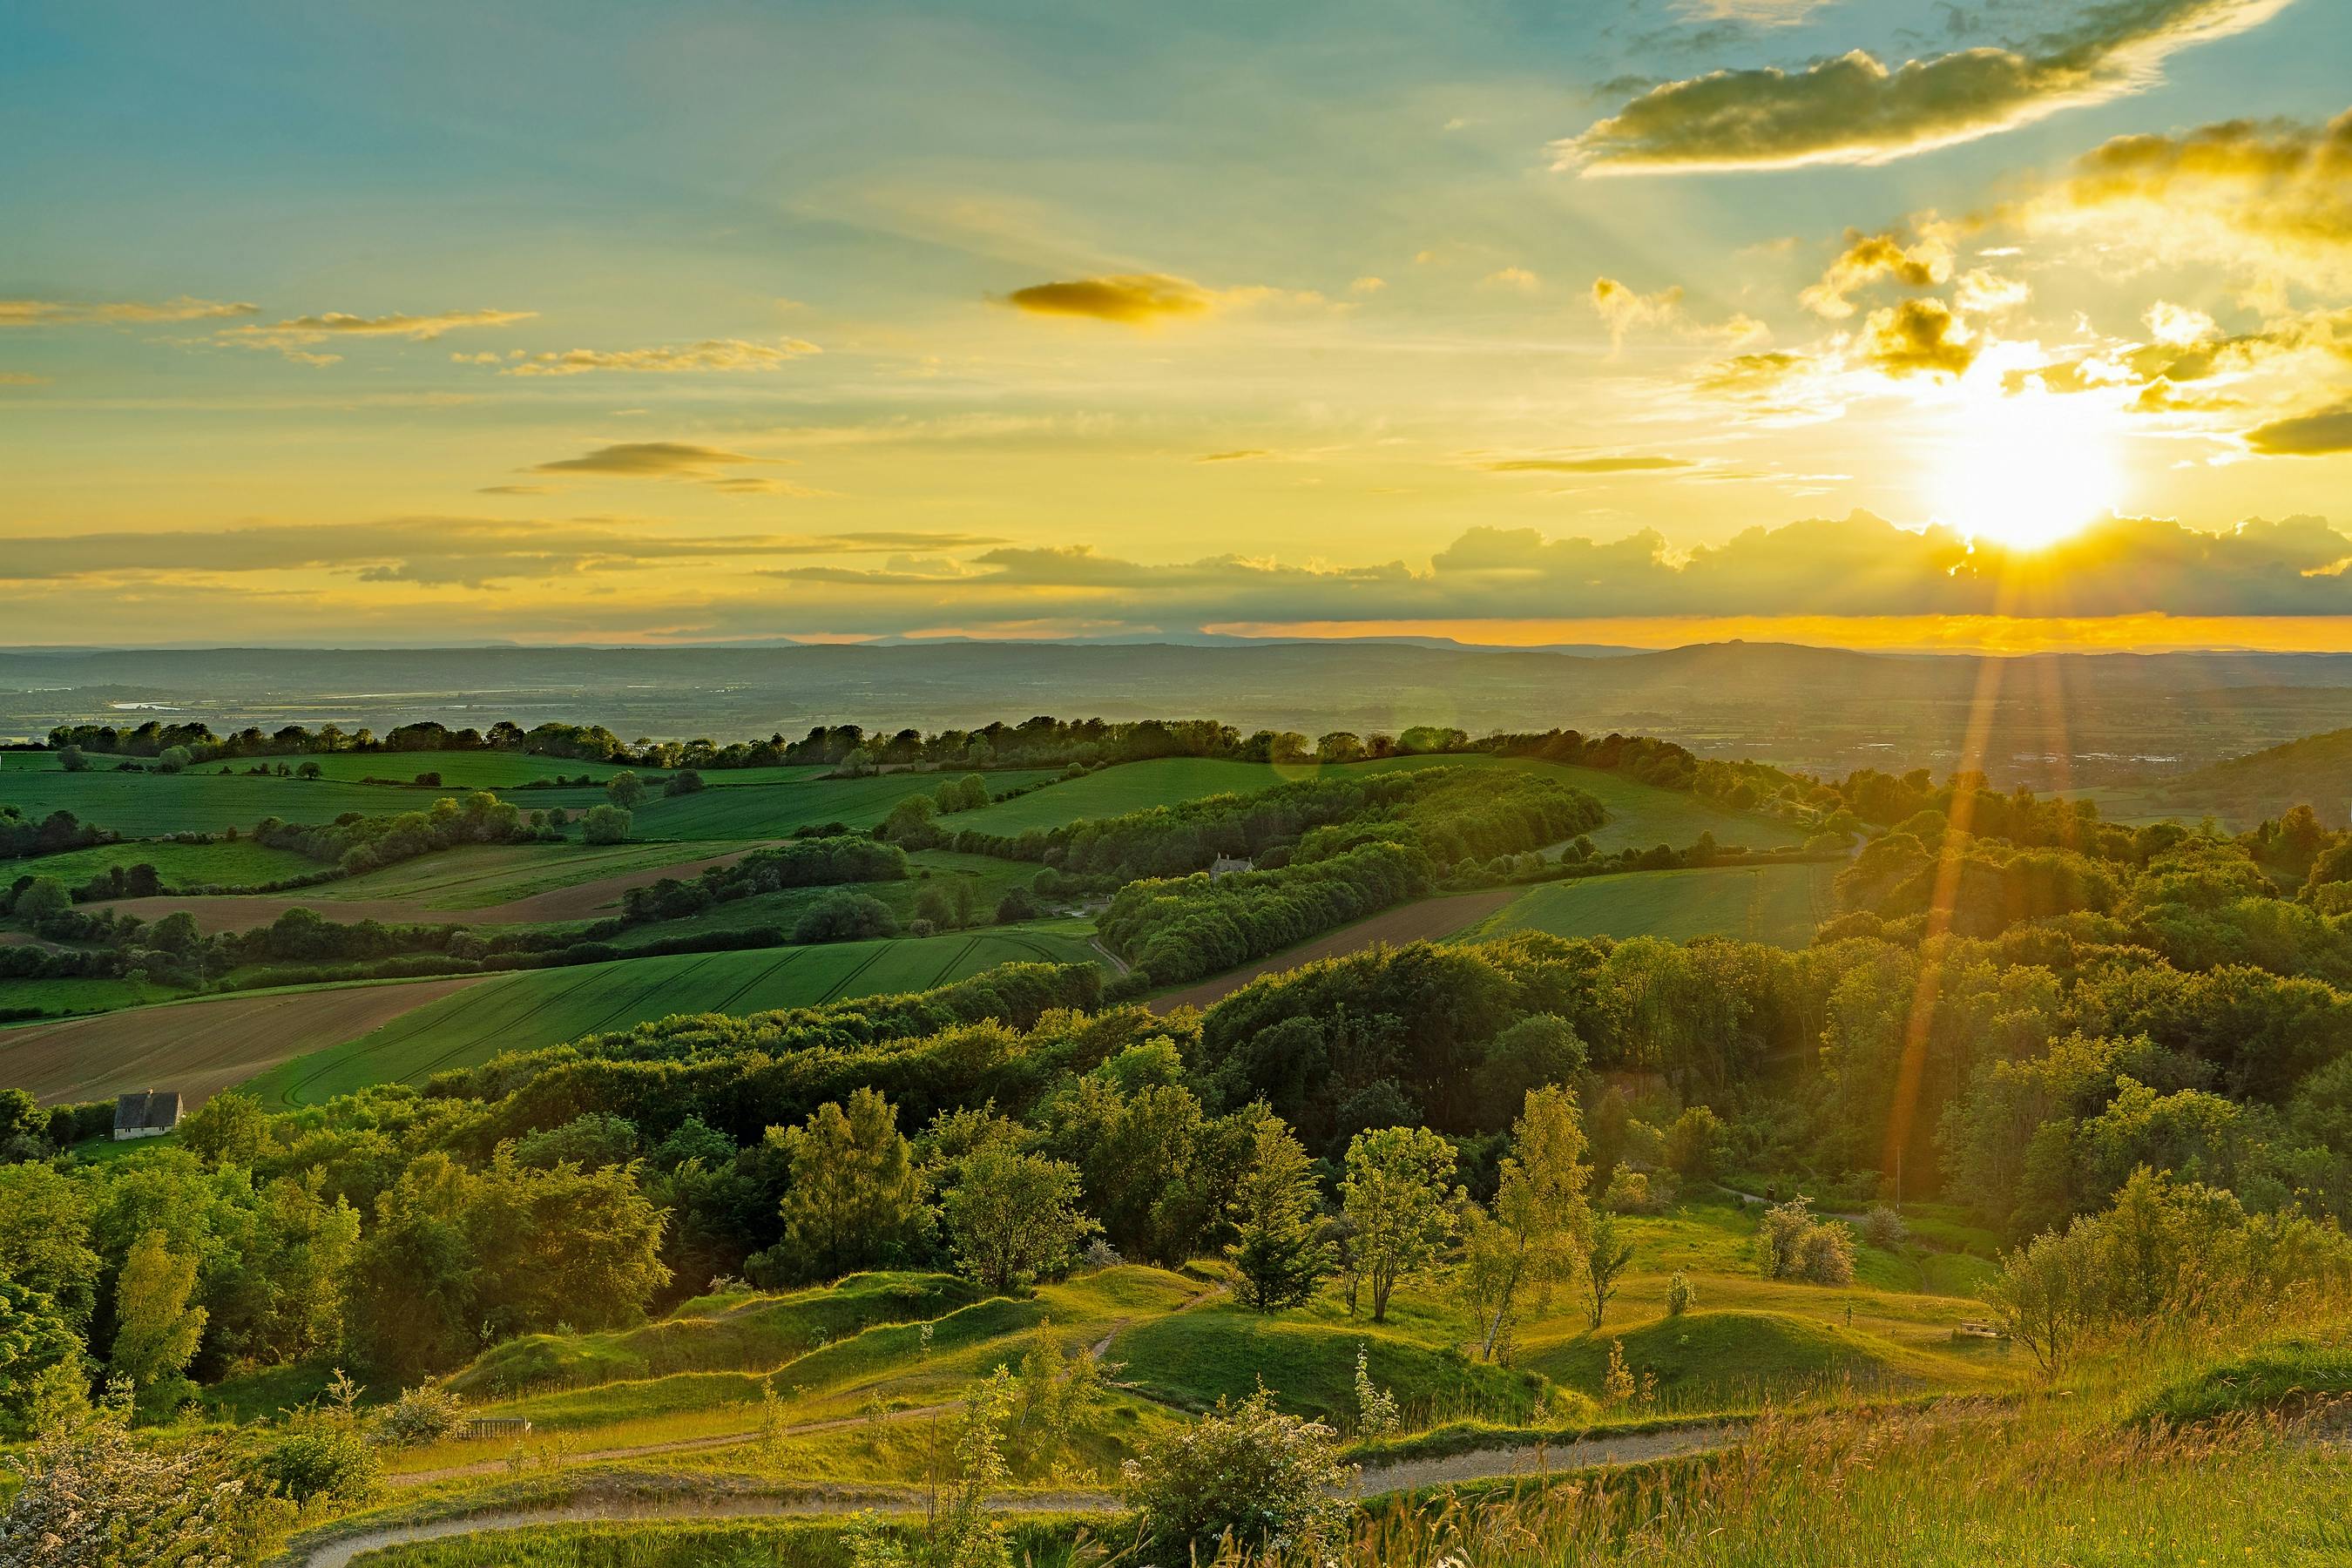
[[1666, 1271, 1696, 1316], [581, 803, 632, 844], [256, 1420, 380, 1506], [1121, 1385, 1351, 1557], [375, 1385, 467, 1448], [794, 891, 899, 943], [1860, 1204, 1909, 1250], [1755, 1196, 1853, 1284]]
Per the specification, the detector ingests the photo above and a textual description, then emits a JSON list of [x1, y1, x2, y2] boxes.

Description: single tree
[[1461, 1085, 1592, 1360], [580, 803, 632, 844], [14, 875, 71, 924], [1226, 1116, 1332, 1311], [1340, 1125, 1461, 1323], [777, 1089, 930, 1279], [1581, 1211, 1635, 1329], [55, 744, 87, 773], [605, 770, 648, 810], [110, 1231, 206, 1400], [941, 1144, 1097, 1294]]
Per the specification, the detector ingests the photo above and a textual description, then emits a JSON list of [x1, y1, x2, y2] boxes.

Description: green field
[[622, 767, 1062, 840], [314, 838, 766, 911], [949, 754, 1811, 855], [8, 836, 320, 889], [267, 749, 641, 787], [0, 768, 610, 839], [1457, 862, 1838, 949], [608, 849, 1043, 947], [242, 923, 1103, 1105], [0, 974, 163, 1018]]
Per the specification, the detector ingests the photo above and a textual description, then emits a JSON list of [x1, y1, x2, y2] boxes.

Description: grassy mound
[[2134, 1334, 2352, 1425], [1524, 1309, 1979, 1410], [1112, 1306, 1544, 1427], [444, 1272, 977, 1398]]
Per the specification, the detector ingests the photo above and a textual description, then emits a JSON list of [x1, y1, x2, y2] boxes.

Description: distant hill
[[8, 640, 2352, 788], [2143, 728, 2352, 829]]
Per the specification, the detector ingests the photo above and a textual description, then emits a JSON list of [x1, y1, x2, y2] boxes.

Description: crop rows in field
[[243, 925, 1101, 1106], [1457, 862, 1839, 950]]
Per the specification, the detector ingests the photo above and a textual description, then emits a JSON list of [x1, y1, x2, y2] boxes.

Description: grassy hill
[[1454, 862, 1838, 949], [6, 835, 318, 889], [2119, 727, 2352, 830], [240, 923, 1101, 1105]]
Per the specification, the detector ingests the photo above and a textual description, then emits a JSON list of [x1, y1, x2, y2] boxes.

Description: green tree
[[580, 802, 632, 843], [179, 1090, 269, 1168], [155, 745, 192, 773], [941, 1145, 1097, 1294], [1581, 1211, 1635, 1328], [1461, 1085, 1592, 1360], [0, 1281, 81, 1431], [1226, 1116, 1331, 1312], [1340, 1125, 1461, 1322], [777, 1089, 930, 1280], [1986, 1224, 2095, 1378], [605, 770, 648, 810], [56, 744, 87, 772], [0, 1163, 100, 1326], [15, 875, 71, 923], [110, 1230, 206, 1402]]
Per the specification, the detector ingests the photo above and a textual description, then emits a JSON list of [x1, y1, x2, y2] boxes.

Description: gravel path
[[286, 1421, 1741, 1566]]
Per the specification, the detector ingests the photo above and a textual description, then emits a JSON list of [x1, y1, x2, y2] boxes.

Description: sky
[[4, 0, 2351, 650]]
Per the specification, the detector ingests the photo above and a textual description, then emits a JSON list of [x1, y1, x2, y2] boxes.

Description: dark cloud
[[1862, 298, 1977, 377], [2246, 404, 2352, 456], [1556, 0, 2293, 174], [1484, 456, 1696, 473], [533, 442, 769, 477], [1001, 274, 1213, 324]]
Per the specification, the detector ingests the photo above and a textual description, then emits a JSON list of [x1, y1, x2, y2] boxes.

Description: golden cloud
[[1555, 0, 2295, 174], [0, 296, 258, 328], [532, 442, 773, 477], [499, 337, 821, 376], [2245, 404, 2352, 455], [1800, 226, 1955, 318], [1001, 274, 1213, 324], [1484, 456, 1696, 474], [1862, 299, 1977, 378]]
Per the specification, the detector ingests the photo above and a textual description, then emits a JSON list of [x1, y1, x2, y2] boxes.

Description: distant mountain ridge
[[7, 640, 2352, 787]]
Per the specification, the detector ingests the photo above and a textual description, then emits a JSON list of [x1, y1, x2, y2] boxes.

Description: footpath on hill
[[282, 1421, 1742, 1568]]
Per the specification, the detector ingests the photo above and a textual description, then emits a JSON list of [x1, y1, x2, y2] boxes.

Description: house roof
[[112, 1089, 181, 1132]]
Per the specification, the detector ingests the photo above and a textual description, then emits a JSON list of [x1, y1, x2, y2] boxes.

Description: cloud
[[0, 371, 48, 385], [742, 511, 2352, 626], [532, 441, 772, 477], [0, 296, 258, 328], [2038, 107, 2352, 288], [1484, 456, 1696, 474], [476, 483, 554, 496], [220, 307, 537, 364], [1591, 276, 1770, 350], [0, 518, 1004, 589], [1556, 0, 2295, 174], [1349, 276, 1388, 294], [2245, 404, 2352, 455], [1800, 226, 1955, 318], [1484, 267, 1543, 292], [1862, 298, 1977, 377], [1196, 449, 1274, 463], [1001, 274, 1214, 324], [1673, 0, 1831, 21], [497, 337, 821, 376]]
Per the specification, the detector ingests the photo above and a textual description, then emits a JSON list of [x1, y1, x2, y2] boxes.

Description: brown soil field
[[0, 976, 484, 1107], [96, 841, 777, 935], [1147, 888, 1516, 1013]]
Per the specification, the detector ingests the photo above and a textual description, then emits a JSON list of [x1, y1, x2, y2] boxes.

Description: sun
[[1930, 383, 2123, 551]]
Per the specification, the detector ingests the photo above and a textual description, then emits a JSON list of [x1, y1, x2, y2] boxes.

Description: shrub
[[375, 1385, 467, 1448], [1755, 1196, 1853, 1284], [580, 803, 632, 844], [1121, 1385, 1350, 1557], [1666, 1270, 1696, 1316], [256, 1421, 380, 1506], [1860, 1204, 1909, 1251], [1800, 1222, 1857, 1284]]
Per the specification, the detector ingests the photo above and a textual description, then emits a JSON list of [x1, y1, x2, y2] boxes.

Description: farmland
[[242, 922, 1102, 1106], [607, 850, 1044, 949], [8, 835, 318, 889], [0, 767, 609, 839], [1456, 862, 1840, 949], [950, 753, 1810, 855], [0, 974, 484, 1107], [622, 767, 1062, 840]]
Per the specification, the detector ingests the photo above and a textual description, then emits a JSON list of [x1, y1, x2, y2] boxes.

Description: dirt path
[[1148, 889, 1517, 1012], [286, 1423, 1741, 1567], [0, 975, 485, 1107], [97, 841, 781, 935]]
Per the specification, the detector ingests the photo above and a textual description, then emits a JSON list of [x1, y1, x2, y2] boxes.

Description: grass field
[[271, 749, 640, 787], [0, 768, 610, 839], [608, 850, 1043, 949], [948, 754, 1810, 855], [10, 836, 319, 889], [1456, 862, 1839, 950], [242, 923, 1102, 1105], [315, 839, 770, 911], [623, 768, 1061, 840], [0, 974, 160, 1017]]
